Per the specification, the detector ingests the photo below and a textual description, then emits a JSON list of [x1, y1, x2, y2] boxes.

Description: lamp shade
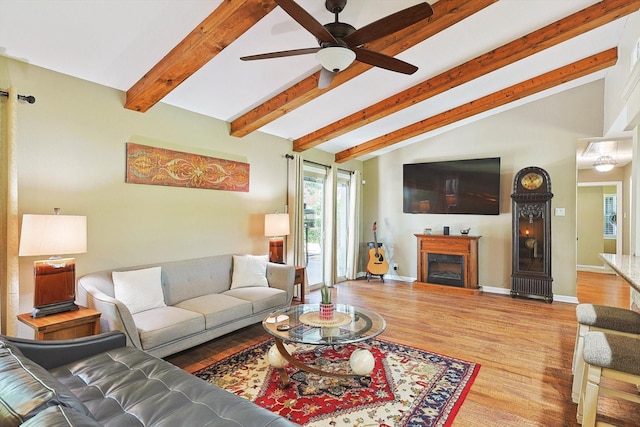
[[264, 213, 290, 237], [316, 46, 356, 73], [19, 214, 87, 256], [593, 155, 617, 172]]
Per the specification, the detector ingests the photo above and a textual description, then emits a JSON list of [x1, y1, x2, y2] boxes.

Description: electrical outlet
[[393, 263, 398, 271]]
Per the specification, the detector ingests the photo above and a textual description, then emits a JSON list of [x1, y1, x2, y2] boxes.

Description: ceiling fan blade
[[276, 0, 338, 45], [240, 47, 320, 61], [318, 67, 336, 89], [353, 47, 418, 75], [343, 2, 434, 47]]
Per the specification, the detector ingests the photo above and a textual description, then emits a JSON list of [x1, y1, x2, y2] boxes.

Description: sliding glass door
[[303, 163, 326, 287], [335, 170, 351, 282], [301, 162, 353, 287]]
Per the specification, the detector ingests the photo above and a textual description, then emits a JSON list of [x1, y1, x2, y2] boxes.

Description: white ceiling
[[576, 137, 633, 170], [0, 0, 636, 166]]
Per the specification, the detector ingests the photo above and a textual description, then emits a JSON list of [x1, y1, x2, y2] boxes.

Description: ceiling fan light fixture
[[316, 46, 355, 73], [593, 155, 617, 172]]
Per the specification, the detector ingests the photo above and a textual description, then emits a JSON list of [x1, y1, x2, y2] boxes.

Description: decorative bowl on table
[[460, 228, 470, 235]]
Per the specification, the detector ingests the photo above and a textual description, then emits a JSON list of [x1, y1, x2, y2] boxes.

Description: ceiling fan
[[240, 0, 434, 88]]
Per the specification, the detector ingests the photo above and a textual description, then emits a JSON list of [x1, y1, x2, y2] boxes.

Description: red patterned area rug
[[194, 338, 480, 427]]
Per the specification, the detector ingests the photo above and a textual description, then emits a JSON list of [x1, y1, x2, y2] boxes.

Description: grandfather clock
[[511, 166, 554, 302]]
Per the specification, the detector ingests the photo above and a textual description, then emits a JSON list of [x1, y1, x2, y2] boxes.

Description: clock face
[[521, 172, 543, 190]]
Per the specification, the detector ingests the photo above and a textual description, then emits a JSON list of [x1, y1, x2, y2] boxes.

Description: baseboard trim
[[356, 272, 415, 282], [554, 294, 579, 304], [354, 274, 578, 303], [577, 264, 615, 274], [481, 286, 511, 295], [385, 274, 414, 283], [481, 286, 578, 304]]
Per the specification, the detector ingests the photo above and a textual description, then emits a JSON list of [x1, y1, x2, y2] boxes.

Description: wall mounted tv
[[403, 157, 501, 215]]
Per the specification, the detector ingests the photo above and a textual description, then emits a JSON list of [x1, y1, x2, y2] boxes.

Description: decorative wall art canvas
[[125, 143, 249, 192]]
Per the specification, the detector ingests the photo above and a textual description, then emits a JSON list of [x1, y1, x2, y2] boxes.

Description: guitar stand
[[366, 239, 387, 283], [366, 272, 384, 283]]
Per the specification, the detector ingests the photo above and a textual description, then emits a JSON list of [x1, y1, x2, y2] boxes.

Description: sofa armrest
[[266, 263, 295, 302], [77, 280, 143, 349], [4, 331, 126, 370]]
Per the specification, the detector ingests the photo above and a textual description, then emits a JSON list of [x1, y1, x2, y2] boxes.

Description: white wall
[[603, 12, 640, 255], [604, 12, 640, 134], [363, 81, 605, 298]]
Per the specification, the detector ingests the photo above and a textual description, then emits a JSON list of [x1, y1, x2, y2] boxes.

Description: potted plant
[[319, 285, 334, 321]]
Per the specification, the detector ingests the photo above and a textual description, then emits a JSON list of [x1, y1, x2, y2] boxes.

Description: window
[[603, 194, 617, 239]]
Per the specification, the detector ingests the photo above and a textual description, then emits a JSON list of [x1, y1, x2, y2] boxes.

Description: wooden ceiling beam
[[125, 0, 277, 113], [295, 0, 640, 153], [229, 0, 498, 137], [334, 48, 618, 163]]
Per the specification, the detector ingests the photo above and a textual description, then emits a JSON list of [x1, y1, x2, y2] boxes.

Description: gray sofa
[[77, 255, 295, 358], [0, 331, 297, 426]]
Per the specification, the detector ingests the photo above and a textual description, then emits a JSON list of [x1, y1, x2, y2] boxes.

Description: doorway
[[577, 181, 622, 271]]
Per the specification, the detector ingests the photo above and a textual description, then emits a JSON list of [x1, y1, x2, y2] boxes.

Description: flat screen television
[[403, 157, 501, 215]]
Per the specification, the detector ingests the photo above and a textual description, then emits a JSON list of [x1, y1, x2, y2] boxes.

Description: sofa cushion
[[161, 256, 233, 305], [20, 405, 102, 427], [0, 342, 90, 427], [132, 306, 204, 351], [230, 254, 269, 289], [112, 266, 166, 314], [175, 294, 253, 329], [223, 287, 288, 314], [50, 346, 296, 426]]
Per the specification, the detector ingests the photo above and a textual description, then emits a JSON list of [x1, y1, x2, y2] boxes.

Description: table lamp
[[18, 209, 87, 317], [264, 213, 289, 264]]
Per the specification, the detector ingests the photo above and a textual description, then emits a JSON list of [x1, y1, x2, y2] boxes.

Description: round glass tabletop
[[263, 303, 386, 345]]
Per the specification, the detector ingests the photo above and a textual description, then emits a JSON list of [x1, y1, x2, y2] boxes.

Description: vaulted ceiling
[[1, 0, 638, 164]]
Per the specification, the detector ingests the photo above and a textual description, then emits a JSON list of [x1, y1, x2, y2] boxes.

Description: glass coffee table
[[262, 303, 386, 387]]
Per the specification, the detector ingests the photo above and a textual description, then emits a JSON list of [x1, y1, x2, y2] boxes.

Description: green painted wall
[[0, 56, 294, 333]]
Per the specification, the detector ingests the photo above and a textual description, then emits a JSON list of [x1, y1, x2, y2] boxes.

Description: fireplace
[[415, 234, 481, 294], [427, 254, 464, 287]]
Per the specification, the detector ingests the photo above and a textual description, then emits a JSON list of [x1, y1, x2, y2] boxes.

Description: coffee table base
[[270, 338, 374, 388]]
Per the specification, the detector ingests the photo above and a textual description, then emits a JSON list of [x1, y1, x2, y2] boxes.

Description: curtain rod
[[303, 159, 330, 169], [0, 90, 36, 104], [287, 153, 351, 172]]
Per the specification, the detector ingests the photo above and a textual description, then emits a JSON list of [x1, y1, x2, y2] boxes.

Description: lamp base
[[32, 258, 78, 318], [269, 237, 284, 264], [31, 300, 79, 318]]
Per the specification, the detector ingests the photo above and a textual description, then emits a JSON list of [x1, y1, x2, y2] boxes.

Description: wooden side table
[[17, 306, 101, 340], [294, 266, 306, 303]]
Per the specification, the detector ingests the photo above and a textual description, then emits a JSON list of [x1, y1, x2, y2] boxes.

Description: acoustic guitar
[[367, 222, 389, 277]]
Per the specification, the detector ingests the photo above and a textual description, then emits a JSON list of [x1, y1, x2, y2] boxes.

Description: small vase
[[320, 303, 334, 321]]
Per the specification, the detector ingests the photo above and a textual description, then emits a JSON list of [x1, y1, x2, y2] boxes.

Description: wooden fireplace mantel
[[415, 234, 482, 295]]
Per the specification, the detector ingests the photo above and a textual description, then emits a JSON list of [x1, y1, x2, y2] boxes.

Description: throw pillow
[[112, 266, 166, 314], [230, 255, 269, 289]]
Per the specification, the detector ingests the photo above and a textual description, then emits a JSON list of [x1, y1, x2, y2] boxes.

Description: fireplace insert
[[427, 253, 464, 287]]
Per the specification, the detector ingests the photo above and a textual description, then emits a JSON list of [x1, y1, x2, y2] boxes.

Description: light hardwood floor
[[165, 271, 639, 426]]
